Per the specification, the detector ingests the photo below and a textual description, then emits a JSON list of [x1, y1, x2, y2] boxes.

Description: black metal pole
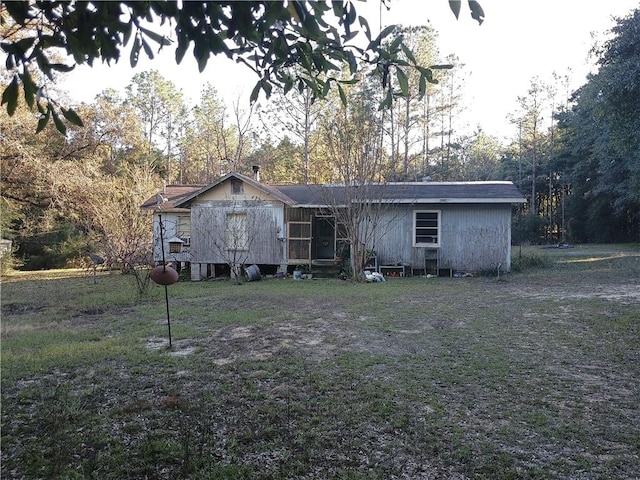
[[159, 214, 167, 273], [164, 284, 172, 348], [158, 214, 172, 348]]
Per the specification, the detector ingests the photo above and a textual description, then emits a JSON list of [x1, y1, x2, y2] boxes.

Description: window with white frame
[[414, 210, 440, 246]]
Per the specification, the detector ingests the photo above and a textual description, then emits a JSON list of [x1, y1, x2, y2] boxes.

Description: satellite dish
[[156, 193, 168, 209]]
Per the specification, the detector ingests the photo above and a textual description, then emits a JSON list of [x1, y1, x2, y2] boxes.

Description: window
[[414, 211, 440, 246], [226, 213, 248, 250], [169, 242, 182, 253], [231, 178, 243, 195], [176, 215, 191, 239]]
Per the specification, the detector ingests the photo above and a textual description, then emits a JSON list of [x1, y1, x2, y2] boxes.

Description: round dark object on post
[[150, 265, 179, 285]]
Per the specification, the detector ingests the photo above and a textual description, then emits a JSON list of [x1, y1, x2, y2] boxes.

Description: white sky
[[59, 0, 639, 140]]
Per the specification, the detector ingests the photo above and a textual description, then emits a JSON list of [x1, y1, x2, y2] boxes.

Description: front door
[[314, 216, 335, 259]]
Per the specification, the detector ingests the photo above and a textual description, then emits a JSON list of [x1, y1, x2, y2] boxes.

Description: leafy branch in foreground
[[1, 1, 483, 135]]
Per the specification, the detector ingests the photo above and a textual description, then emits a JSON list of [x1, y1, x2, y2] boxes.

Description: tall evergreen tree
[[555, 8, 640, 242]]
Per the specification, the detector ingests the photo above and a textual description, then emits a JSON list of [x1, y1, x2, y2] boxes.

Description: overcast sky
[[59, 0, 639, 140]]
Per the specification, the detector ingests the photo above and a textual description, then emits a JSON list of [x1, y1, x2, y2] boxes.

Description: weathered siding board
[[190, 200, 285, 265], [370, 208, 412, 266], [197, 180, 275, 202], [152, 213, 191, 264], [372, 204, 513, 272], [439, 205, 512, 272]]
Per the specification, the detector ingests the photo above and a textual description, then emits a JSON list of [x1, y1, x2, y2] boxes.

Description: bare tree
[[84, 166, 156, 271], [228, 96, 256, 173], [320, 85, 398, 281], [258, 74, 330, 184], [191, 199, 261, 282]]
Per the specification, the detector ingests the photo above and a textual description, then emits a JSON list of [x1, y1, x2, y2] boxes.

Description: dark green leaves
[[337, 84, 347, 106], [400, 44, 417, 65], [449, 1, 462, 19], [1, 76, 19, 116], [130, 27, 172, 67], [61, 107, 84, 127], [138, 27, 172, 48], [370, 25, 396, 50], [359, 16, 372, 42], [469, 1, 485, 24], [429, 64, 454, 70], [18, 71, 37, 108], [35, 106, 51, 134], [3, 0, 485, 135], [250, 80, 273, 104], [418, 74, 427, 97], [130, 34, 141, 67], [0, 65, 83, 135], [396, 68, 409, 97], [51, 108, 66, 136], [380, 87, 393, 110], [32, 103, 83, 135], [449, 0, 485, 24]]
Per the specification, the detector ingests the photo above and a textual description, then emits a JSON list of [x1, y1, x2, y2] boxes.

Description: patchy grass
[[2, 244, 640, 479]]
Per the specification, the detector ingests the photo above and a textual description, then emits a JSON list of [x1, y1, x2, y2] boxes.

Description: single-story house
[[141, 172, 526, 280]]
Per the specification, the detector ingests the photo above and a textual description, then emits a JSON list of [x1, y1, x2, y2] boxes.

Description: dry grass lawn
[[2, 244, 639, 479]]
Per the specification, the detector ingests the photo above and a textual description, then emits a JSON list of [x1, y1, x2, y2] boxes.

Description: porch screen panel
[[288, 221, 311, 260]]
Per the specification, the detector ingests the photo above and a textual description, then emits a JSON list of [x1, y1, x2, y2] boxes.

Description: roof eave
[[391, 198, 527, 204], [290, 203, 348, 208], [153, 207, 192, 213], [291, 198, 526, 206]]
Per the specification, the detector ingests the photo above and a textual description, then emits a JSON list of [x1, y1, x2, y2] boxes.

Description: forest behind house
[[2, 10, 639, 271]]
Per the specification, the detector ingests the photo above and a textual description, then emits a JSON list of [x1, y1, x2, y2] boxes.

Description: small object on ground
[[364, 270, 385, 282], [244, 264, 261, 281]]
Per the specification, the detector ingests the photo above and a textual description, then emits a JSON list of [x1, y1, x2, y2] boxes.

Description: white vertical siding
[[373, 204, 513, 272], [153, 212, 191, 264]]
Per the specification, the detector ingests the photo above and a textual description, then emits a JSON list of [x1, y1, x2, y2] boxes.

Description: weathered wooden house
[[142, 172, 526, 279]]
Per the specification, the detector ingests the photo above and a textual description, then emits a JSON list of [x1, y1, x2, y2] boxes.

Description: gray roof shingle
[[276, 181, 526, 206], [140, 185, 204, 211], [142, 179, 525, 211]]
